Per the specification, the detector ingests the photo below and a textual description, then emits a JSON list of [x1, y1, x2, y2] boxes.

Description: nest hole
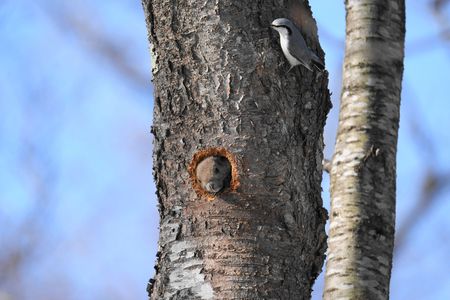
[[188, 147, 239, 201]]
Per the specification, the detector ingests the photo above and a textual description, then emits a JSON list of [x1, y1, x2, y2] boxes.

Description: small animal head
[[196, 156, 231, 194], [271, 18, 295, 36]]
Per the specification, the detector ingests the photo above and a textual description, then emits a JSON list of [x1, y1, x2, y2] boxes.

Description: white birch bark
[[324, 1, 405, 299]]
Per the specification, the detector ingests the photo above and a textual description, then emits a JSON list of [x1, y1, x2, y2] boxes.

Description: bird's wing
[[310, 52, 325, 71], [287, 32, 324, 71]]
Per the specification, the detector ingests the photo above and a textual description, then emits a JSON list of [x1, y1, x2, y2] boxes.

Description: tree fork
[[142, 0, 331, 298]]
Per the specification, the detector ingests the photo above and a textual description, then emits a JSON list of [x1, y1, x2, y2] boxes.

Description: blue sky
[[0, 0, 449, 299]]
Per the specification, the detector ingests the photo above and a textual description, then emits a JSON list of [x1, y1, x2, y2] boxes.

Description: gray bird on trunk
[[271, 18, 324, 72]]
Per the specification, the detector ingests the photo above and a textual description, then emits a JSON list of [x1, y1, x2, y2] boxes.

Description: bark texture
[[142, 0, 331, 299], [324, 1, 405, 299]]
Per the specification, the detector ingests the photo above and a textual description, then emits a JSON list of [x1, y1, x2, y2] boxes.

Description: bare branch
[[395, 170, 450, 252], [42, 4, 149, 90], [431, 0, 450, 43], [394, 79, 450, 253]]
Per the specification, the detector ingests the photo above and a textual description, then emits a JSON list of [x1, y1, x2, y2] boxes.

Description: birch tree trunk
[[142, 0, 331, 299], [323, 1, 405, 299]]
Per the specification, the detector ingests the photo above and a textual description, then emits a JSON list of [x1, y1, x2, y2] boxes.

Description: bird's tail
[[311, 57, 325, 72], [310, 53, 325, 72]]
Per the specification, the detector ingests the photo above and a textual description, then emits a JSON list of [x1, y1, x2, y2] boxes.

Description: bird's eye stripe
[[272, 25, 292, 35]]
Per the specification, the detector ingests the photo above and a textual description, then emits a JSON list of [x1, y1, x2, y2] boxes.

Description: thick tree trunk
[[323, 1, 405, 299], [142, 0, 330, 299]]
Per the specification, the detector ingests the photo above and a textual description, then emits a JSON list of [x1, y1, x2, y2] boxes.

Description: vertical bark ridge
[[324, 1, 405, 299], [142, 0, 331, 299]]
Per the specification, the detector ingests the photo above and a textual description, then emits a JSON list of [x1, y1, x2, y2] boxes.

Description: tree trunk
[[142, 0, 331, 299], [323, 1, 405, 299]]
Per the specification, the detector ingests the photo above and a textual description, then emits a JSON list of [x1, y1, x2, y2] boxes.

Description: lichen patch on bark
[[164, 240, 214, 300]]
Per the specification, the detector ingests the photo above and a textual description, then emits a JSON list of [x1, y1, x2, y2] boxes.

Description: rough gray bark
[[323, 1, 405, 299], [142, 0, 330, 299]]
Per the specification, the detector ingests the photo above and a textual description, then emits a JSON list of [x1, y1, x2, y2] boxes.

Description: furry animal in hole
[[196, 156, 231, 193]]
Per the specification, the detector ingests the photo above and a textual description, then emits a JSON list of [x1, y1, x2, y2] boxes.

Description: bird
[[270, 18, 324, 73]]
